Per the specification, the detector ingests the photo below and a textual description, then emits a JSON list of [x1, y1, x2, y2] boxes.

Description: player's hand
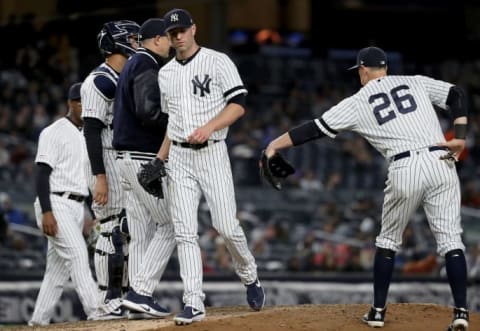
[[42, 211, 58, 237], [187, 124, 214, 144], [264, 145, 276, 158], [437, 139, 466, 162], [259, 146, 276, 168], [94, 174, 108, 205]]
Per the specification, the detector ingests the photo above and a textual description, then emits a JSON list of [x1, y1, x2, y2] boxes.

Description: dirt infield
[[12, 303, 480, 331]]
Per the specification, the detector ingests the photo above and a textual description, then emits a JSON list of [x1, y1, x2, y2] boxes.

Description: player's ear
[[191, 24, 196, 37]]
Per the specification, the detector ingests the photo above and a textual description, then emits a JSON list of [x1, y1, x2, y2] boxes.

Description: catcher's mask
[[97, 20, 140, 58]]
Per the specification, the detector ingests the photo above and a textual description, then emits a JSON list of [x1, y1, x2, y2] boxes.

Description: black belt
[[392, 146, 448, 162], [52, 192, 86, 202], [100, 214, 119, 224], [116, 151, 156, 161], [171, 140, 220, 150]]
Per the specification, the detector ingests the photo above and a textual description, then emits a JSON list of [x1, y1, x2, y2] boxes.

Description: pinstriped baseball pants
[[30, 196, 98, 325], [168, 141, 258, 312], [377, 148, 465, 255]]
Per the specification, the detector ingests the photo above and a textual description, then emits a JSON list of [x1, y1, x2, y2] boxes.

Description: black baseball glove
[[259, 150, 295, 190], [137, 158, 166, 199]]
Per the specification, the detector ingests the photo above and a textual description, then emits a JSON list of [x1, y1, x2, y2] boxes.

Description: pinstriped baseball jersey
[[159, 47, 248, 141], [35, 118, 89, 196], [158, 47, 258, 312], [316, 75, 452, 159], [81, 62, 125, 315], [316, 74, 464, 256], [81, 63, 118, 149]]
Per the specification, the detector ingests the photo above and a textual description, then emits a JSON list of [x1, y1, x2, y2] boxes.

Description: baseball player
[[29, 83, 98, 326], [81, 20, 140, 319], [112, 18, 175, 319], [142, 8, 265, 325], [262, 46, 469, 331]]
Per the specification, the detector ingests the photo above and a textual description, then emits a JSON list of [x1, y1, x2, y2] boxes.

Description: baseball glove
[[137, 158, 166, 199], [259, 150, 295, 190]]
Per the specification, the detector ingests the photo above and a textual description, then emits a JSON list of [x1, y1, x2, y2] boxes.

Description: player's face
[[156, 35, 171, 58], [68, 99, 83, 125], [128, 34, 140, 51], [358, 66, 369, 86], [167, 25, 196, 53]]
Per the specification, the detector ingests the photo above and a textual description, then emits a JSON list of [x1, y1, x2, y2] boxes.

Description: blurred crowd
[[1, 14, 480, 279]]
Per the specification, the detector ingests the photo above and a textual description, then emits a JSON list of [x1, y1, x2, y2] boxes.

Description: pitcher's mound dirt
[[18, 303, 480, 331]]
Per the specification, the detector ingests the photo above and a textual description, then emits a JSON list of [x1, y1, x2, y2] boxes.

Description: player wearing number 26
[[263, 47, 469, 330]]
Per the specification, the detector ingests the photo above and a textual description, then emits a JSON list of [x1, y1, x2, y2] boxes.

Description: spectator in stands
[[0, 203, 27, 251], [0, 192, 31, 226]]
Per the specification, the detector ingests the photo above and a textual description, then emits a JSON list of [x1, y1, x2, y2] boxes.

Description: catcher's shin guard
[[106, 225, 124, 300]]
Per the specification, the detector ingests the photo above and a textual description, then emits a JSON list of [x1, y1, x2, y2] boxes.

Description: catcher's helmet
[[97, 20, 140, 57]]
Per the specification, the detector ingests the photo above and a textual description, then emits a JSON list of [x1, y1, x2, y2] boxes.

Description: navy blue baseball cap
[[68, 82, 82, 101], [164, 8, 194, 33], [348, 47, 387, 70], [140, 18, 166, 41]]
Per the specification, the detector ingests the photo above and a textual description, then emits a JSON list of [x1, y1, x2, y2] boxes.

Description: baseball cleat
[[245, 278, 265, 311], [362, 306, 386, 328], [446, 307, 469, 331], [94, 307, 127, 320], [174, 306, 205, 325], [122, 289, 170, 318]]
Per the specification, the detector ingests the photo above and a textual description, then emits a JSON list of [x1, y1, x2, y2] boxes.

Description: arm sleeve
[[416, 75, 453, 110], [133, 68, 168, 128], [83, 117, 106, 175], [226, 93, 246, 107], [36, 163, 53, 213]]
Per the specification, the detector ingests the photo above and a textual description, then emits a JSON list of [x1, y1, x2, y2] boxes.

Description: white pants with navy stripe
[[168, 141, 258, 311], [117, 154, 176, 295], [377, 148, 465, 256], [29, 196, 98, 325]]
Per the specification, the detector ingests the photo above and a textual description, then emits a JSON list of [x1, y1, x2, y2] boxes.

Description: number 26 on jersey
[[369, 85, 417, 125]]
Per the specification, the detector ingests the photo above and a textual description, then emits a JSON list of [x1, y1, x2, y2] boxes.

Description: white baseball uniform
[[316, 75, 465, 255], [159, 47, 258, 312], [81, 63, 126, 314], [116, 153, 176, 295], [29, 118, 97, 325]]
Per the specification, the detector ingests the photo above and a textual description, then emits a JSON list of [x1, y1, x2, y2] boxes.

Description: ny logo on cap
[[170, 13, 179, 22]]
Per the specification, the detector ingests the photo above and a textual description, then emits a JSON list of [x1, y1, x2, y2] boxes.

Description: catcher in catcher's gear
[[137, 158, 166, 198], [259, 150, 295, 190]]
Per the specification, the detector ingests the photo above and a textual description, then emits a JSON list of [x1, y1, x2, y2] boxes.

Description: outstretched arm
[[266, 119, 328, 157]]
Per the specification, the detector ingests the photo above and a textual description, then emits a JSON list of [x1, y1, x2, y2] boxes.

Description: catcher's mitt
[[259, 150, 295, 190], [137, 158, 166, 198]]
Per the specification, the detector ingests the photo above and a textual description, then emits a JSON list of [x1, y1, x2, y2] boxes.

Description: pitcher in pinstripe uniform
[[29, 83, 98, 326], [113, 18, 174, 319], [264, 47, 469, 331], [81, 20, 140, 319], [152, 8, 265, 325]]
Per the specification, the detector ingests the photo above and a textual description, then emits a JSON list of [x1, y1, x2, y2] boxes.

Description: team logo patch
[[170, 13, 179, 22], [192, 74, 212, 97]]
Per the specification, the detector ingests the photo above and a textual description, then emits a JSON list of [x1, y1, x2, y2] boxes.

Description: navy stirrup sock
[[445, 249, 467, 309], [373, 248, 395, 309]]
